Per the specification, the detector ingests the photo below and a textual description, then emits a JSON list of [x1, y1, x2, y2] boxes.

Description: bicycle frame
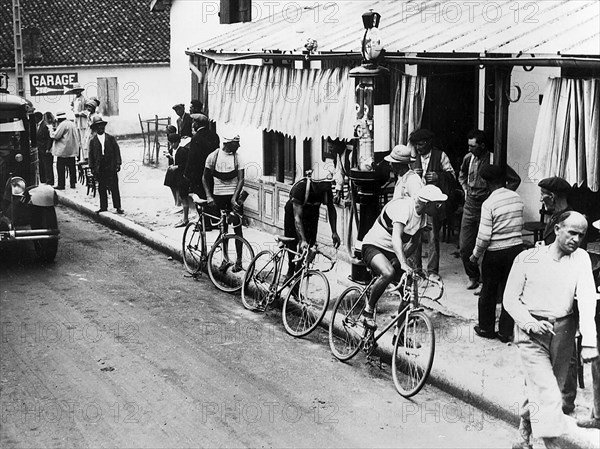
[[193, 202, 243, 256]]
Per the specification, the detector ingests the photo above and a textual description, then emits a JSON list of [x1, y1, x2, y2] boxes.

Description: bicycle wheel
[[241, 250, 278, 311], [282, 270, 329, 337], [207, 234, 255, 293], [328, 286, 365, 361], [182, 222, 204, 275], [392, 310, 435, 398]]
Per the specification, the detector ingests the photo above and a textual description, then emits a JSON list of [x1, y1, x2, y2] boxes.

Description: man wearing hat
[[69, 83, 87, 152], [538, 176, 573, 245], [458, 129, 521, 290], [361, 185, 447, 328], [386, 144, 423, 200], [184, 113, 220, 202], [88, 116, 123, 214], [50, 111, 79, 190], [469, 164, 524, 342], [408, 129, 455, 275], [203, 134, 246, 272], [172, 103, 192, 138]]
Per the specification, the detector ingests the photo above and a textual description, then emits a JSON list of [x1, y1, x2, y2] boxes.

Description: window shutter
[[97, 77, 119, 116]]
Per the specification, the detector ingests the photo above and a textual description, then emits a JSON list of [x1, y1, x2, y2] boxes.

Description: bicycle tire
[[241, 250, 277, 311], [328, 286, 365, 361], [207, 234, 255, 293], [282, 270, 329, 338], [392, 310, 435, 398], [182, 222, 204, 275]]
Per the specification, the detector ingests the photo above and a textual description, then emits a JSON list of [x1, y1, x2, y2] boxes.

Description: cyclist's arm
[[391, 222, 410, 272], [202, 169, 214, 202], [232, 169, 244, 204]]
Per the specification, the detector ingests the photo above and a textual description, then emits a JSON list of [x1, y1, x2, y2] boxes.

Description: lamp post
[[349, 10, 390, 283]]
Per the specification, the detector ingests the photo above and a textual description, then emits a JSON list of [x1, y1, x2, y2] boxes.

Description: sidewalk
[[58, 137, 599, 448]]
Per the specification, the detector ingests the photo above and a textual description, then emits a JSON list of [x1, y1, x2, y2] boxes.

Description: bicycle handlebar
[[390, 270, 445, 302]]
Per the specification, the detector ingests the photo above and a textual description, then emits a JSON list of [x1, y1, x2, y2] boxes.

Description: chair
[[523, 205, 547, 243]]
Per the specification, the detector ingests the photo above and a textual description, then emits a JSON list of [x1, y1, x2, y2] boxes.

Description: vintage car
[[0, 92, 59, 262]]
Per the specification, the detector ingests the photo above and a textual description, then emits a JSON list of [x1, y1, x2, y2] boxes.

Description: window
[[97, 77, 119, 116], [263, 130, 295, 184], [220, 0, 251, 24]]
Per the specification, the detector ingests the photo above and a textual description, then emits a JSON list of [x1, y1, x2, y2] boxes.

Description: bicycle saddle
[[276, 236, 296, 243], [190, 194, 209, 206]]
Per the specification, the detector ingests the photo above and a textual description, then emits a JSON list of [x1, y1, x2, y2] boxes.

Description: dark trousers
[[56, 157, 76, 188], [479, 244, 522, 336], [98, 172, 121, 210], [459, 197, 483, 281], [39, 153, 54, 185]]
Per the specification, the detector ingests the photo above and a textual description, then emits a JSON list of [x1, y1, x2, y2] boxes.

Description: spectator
[[50, 111, 78, 190], [190, 100, 204, 114], [69, 83, 87, 156], [538, 176, 572, 245], [88, 116, 123, 214], [173, 103, 192, 138], [504, 211, 598, 449], [387, 144, 423, 200], [577, 218, 600, 430], [164, 125, 181, 209], [409, 129, 455, 275], [34, 112, 54, 185], [165, 133, 192, 227], [458, 129, 521, 290], [469, 165, 523, 343], [203, 135, 245, 272], [80, 100, 99, 162], [185, 114, 219, 201]]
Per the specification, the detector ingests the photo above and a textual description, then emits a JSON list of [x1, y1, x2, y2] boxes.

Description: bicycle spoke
[[329, 286, 364, 360], [208, 235, 255, 293], [283, 271, 329, 337]]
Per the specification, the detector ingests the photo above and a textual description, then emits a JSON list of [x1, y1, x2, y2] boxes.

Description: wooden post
[[493, 66, 512, 174]]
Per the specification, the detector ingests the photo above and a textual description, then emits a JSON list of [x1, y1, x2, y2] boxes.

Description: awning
[[206, 62, 356, 141], [530, 77, 599, 191]]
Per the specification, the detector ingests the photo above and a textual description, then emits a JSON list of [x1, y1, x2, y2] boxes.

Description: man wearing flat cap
[[458, 129, 521, 290], [408, 128, 456, 275], [173, 103, 192, 138], [387, 144, 423, 200], [469, 164, 523, 342]]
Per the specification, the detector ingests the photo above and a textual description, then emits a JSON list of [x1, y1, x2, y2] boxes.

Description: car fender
[[29, 184, 58, 207]]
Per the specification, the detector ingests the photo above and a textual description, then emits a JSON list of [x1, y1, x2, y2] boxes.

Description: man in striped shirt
[[469, 164, 523, 342]]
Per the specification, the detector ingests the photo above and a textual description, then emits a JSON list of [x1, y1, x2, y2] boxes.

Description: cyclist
[[361, 185, 447, 328], [203, 134, 246, 272], [283, 171, 341, 278]]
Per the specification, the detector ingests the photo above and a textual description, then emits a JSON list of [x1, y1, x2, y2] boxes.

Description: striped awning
[[206, 62, 356, 141]]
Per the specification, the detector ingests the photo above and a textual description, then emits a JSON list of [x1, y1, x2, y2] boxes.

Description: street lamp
[[349, 10, 390, 283]]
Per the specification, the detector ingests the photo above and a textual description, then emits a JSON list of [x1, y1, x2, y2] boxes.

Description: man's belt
[[530, 313, 573, 324]]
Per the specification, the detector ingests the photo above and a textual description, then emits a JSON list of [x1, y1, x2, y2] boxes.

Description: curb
[[57, 196, 597, 449]]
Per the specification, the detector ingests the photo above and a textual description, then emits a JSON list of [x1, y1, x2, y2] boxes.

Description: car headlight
[[10, 177, 26, 196], [14, 153, 23, 163]]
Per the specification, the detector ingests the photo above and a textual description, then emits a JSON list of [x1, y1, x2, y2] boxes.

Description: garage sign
[[29, 73, 79, 96]]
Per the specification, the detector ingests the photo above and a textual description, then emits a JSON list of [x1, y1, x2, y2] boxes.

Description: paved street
[[1, 207, 517, 448]]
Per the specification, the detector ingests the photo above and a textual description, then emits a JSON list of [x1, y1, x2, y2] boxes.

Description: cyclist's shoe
[[218, 260, 233, 273], [362, 310, 377, 330], [232, 260, 244, 273]]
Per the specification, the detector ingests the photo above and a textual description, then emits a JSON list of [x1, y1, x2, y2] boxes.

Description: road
[[1, 207, 516, 448]]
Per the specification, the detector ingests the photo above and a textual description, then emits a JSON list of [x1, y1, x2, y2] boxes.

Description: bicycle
[[328, 269, 444, 397], [241, 237, 336, 338], [182, 193, 255, 293]]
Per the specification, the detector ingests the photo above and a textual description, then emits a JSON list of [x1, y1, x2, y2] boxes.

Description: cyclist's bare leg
[[367, 254, 398, 313]]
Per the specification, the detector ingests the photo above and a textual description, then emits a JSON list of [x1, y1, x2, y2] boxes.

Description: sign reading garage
[[30, 73, 79, 96]]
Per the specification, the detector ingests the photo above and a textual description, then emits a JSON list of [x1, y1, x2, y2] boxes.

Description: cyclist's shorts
[[362, 244, 402, 280]]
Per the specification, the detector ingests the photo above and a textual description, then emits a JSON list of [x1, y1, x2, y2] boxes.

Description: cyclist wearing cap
[[283, 172, 341, 278], [361, 185, 447, 327]]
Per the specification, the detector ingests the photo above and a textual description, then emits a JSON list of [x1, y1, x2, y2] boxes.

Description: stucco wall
[[507, 66, 560, 222], [4, 64, 171, 136]]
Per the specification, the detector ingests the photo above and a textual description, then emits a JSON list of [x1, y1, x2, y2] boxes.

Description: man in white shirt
[[504, 211, 598, 449]]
